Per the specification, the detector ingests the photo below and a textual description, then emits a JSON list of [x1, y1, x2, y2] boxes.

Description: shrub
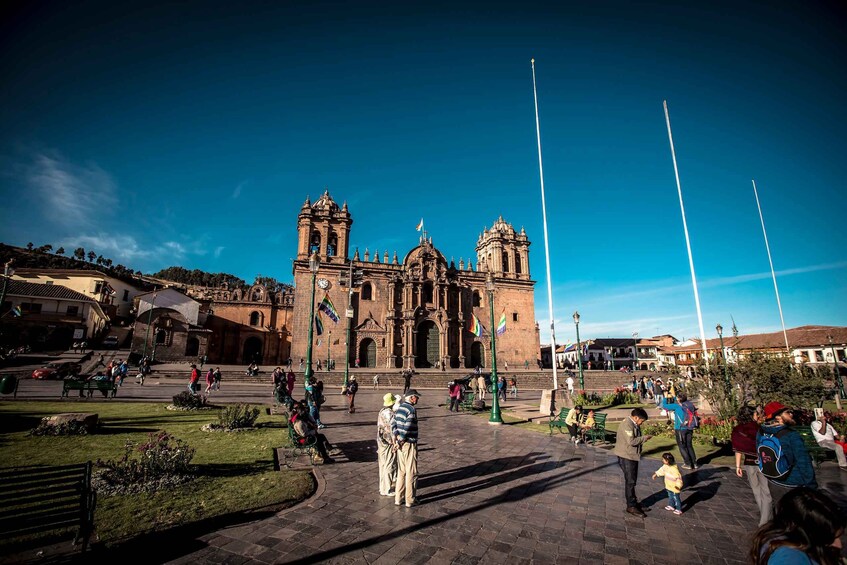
[[172, 391, 209, 409], [574, 390, 604, 406], [697, 416, 736, 443], [30, 420, 89, 436], [640, 420, 674, 438], [217, 404, 260, 430], [96, 431, 195, 492]]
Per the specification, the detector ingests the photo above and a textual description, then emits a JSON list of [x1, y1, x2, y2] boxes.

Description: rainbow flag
[[315, 311, 324, 336], [496, 310, 506, 336], [318, 294, 339, 323], [11, 306, 22, 317], [468, 313, 482, 337]]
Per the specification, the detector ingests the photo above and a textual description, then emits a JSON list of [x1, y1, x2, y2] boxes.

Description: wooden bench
[[795, 426, 836, 469], [459, 392, 475, 411], [583, 413, 608, 444], [61, 380, 117, 399], [549, 408, 571, 435], [0, 463, 96, 552]]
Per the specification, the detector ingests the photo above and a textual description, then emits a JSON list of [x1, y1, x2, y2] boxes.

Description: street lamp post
[[608, 346, 615, 371], [632, 331, 638, 372], [573, 311, 584, 390], [140, 292, 157, 361], [305, 252, 320, 383], [327, 330, 332, 372], [0, 260, 14, 316], [486, 271, 503, 425], [828, 334, 845, 403], [716, 323, 730, 392]]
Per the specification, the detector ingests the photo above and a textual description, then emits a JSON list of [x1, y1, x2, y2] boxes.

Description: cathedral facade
[[288, 191, 540, 370]]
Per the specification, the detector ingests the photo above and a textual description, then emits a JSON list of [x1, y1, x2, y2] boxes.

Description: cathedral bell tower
[[475, 216, 530, 280], [296, 190, 353, 263]]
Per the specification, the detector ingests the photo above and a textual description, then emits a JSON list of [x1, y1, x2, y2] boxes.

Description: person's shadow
[[641, 466, 728, 511]]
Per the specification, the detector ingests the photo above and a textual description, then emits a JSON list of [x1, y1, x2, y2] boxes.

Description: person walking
[[213, 367, 222, 391], [477, 374, 486, 400], [447, 381, 461, 412], [345, 375, 358, 413], [565, 374, 574, 397], [188, 364, 200, 395], [660, 393, 699, 469], [758, 402, 817, 503], [204, 367, 215, 394], [613, 407, 652, 517], [403, 370, 413, 394], [498, 375, 507, 402], [377, 393, 398, 496], [392, 390, 421, 508], [509, 376, 518, 398], [732, 405, 774, 526]]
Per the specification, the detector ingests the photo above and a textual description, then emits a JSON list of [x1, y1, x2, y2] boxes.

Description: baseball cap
[[406, 389, 421, 398], [764, 401, 788, 420]]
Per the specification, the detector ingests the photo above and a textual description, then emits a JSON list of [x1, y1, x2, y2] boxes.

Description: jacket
[[758, 422, 817, 489], [614, 417, 648, 461], [392, 401, 418, 443], [660, 398, 697, 430]]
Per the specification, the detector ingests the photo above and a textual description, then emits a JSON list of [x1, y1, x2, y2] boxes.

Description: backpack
[[757, 428, 792, 481], [682, 403, 700, 429]]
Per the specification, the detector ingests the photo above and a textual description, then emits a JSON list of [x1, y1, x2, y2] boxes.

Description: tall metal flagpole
[[531, 59, 559, 391], [752, 179, 790, 354], [663, 101, 709, 366]]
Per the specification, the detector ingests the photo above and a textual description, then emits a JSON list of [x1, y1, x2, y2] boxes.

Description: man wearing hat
[[377, 393, 398, 496], [392, 390, 421, 507], [345, 375, 359, 414], [758, 401, 817, 502]]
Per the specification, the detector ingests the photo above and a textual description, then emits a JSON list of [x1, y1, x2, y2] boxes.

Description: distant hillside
[[0, 242, 150, 288], [150, 266, 246, 289]]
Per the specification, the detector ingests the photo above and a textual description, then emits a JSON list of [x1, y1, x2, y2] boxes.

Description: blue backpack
[[756, 428, 791, 481]]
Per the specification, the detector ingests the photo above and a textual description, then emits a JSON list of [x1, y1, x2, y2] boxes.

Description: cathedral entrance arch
[[243, 337, 263, 364], [470, 341, 484, 368], [415, 320, 439, 368], [185, 337, 199, 357], [358, 338, 376, 368]]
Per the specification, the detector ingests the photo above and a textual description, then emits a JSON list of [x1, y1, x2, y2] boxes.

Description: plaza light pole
[[632, 331, 638, 372], [305, 252, 320, 383], [486, 271, 503, 425], [0, 260, 14, 318], [327, 330, 332, 372], [573, 311, 584, 390], [607, 346, 615, 371], [828, 334, 845, 400], [716, 324, 730, 392]]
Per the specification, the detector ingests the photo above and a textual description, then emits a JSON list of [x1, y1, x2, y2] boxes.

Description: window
[[512, 312, 518, 322], [67, 305, 79, 316], [155, 329, 168, 345], [422, 282, 433, 304], [122, 289, 129, 301], [515, 254, 522, 274], [502, 251, 509, 273], [94, 281, 103, 294], [249, 311, 261, 326], [328, 233, 338, 257], [309, 231, 321, 254], [472, 291, 481, 307], [814, 350, 824, 362], [21, 303, 42, 314], [362, 282, 373, 301]]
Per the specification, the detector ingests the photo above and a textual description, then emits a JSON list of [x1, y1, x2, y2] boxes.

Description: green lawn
[[0, 401, 314, 548]]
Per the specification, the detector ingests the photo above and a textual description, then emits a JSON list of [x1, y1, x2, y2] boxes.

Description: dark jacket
[[759, 422, 817, 489]]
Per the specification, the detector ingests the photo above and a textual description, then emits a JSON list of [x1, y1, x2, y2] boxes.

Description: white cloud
[[232, 181, 247, 199], [61, 233, 152, 262], [27, 152, 118, 227], [214, 246, 225, 258], [163, 241, 186, 257]]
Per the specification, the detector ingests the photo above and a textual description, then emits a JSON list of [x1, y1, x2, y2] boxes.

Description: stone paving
[[152, 390, 847, 565]]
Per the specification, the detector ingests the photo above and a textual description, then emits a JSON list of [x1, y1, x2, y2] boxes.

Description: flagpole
[[752, 179, 790, 354], [531, 58, 559, 392], [663, 101, 709, 366]]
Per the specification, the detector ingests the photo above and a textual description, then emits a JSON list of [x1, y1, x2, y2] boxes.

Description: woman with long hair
[[750, 487, 844, 564]]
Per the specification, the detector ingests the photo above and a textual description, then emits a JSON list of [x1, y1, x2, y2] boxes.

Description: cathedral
[[288, 191, 540, 370]]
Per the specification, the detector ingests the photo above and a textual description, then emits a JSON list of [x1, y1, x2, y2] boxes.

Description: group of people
[[376, 390, 421, 507], [71, 341, 89, 353], [187, 363, 222, 394], [562, 405, 596, 444]]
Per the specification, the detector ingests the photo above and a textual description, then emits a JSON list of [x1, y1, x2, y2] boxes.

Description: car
[[102, 336, 119, 348], [31, 362, 82, 380]]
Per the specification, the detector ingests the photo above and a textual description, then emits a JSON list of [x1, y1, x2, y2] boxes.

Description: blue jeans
[[310, 404, 323, 426], [667, 490, 682, 511]]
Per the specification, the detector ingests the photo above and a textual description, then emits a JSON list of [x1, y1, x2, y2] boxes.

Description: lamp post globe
[[305, 252, 320, 382], [573, 311, 584, 391], [486, 271, 503, 425]]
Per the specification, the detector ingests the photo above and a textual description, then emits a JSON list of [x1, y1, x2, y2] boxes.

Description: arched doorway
[[415, 321, 439, 368], [243, 336, 263, 364], [185, 337, 199, 357], [358, 338, 376, 368], [470, 341, 484, 368]]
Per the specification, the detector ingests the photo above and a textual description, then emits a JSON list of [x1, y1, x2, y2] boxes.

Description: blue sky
[[1, 1, 845, 344]]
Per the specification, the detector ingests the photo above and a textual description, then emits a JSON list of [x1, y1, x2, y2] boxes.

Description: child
[[652, 453, 684, 515]]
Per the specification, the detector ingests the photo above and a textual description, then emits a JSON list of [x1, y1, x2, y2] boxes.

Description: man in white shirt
[[565, 375, 575, 396], [811, 415, 847, 469]]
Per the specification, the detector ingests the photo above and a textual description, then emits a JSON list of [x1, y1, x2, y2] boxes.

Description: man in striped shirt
[[392, 389, 421, 507]]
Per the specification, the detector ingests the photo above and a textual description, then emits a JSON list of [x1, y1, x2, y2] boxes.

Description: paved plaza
[[6, 379, 847, 564]]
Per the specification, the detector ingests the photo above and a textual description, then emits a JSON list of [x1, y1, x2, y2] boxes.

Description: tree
[[96, 255, 104, 266], [36, 244, 52, 253], [104, 258, 113, 268], [26, 242, 33, 251], [55, 247, 65, 256], [87, 251, 96, 263], [254, 275, 289, 293], [74, 248, 86, 261]]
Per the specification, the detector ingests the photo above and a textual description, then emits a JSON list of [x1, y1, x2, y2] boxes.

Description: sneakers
[[681, 464, 692, 470], [673, 510, 683, 515], [317, 424, 327, 429], [664, 505, 674, 511], [405, 499, 419, 508]]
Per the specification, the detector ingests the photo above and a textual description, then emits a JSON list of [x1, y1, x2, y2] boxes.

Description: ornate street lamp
[[573, 311, 584, 390], [305, 252, 320, 382], [828, 334, 845, 399], [486, 271, 503, 425], [716, 323, 730, 392], [632, 331, 638, 371]]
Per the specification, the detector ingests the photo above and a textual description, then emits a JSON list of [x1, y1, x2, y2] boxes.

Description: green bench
[[583, 413, 608, 444], [286, 424, 317, 462], [0, 463, 96, 552], [795, 425, 835, 469], [549, 408, 571, 435], [460, 392, 476, 411], [61, 379, 118, 399]]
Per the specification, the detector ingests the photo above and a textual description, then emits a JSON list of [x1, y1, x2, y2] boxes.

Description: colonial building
[[130, 288, 211, 362], [289, 191, 540, 370]]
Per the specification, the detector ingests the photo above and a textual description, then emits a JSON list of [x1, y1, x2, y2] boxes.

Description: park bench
[[0, 462, 96, 552], [460, 392, 475, 411], [583, 413, 608, 444], [61, 380, 118, 399], [795, 425, 835, 469], [286, 424, 317, 462], [549, 407, 571, 435]]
